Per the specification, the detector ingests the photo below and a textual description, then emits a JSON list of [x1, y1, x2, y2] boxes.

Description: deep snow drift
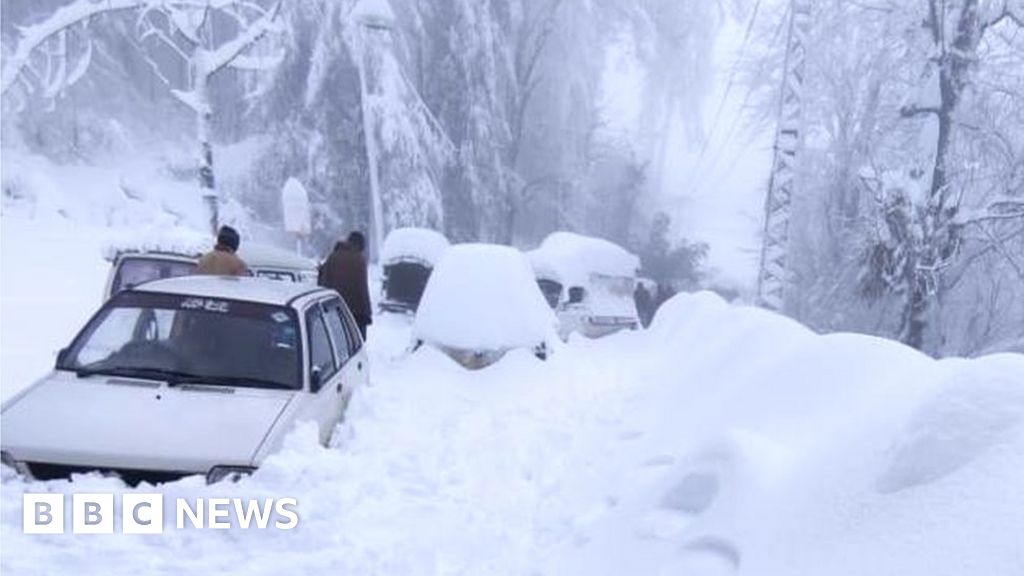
[[2, 156, 1023, 575], [2, 233, 1022, 575]]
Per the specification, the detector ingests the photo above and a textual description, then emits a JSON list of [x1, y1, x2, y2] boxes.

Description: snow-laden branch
[[203, 1, 282, 76], [981, 0, 1024, 32], [2, 0, 281, 99], [0, 0, 145, 95], [957, 195, 1024, 225]]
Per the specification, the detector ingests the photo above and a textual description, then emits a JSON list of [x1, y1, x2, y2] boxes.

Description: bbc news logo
[[23, 493, 299, 534]]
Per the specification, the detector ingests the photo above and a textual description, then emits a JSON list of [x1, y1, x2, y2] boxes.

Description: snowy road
[[2, 216, 1024, 576]]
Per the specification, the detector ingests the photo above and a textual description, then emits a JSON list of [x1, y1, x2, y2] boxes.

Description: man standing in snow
[[634, 281, 653, 328], [319, 231, 373, 341], [196, 225, 249, 276]]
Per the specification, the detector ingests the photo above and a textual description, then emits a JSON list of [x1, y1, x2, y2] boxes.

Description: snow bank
[[412, 244, 558, 352], [1, 150, 213, 231], [549, 292, 1024, 575], [381, 227, 449, 266], [529, 231, 640, 288]]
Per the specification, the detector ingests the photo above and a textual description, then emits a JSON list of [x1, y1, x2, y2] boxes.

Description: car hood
[[1, 372, 296, 475]]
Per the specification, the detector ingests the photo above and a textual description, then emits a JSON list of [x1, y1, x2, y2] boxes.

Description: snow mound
[[529, 231, 640, 287], [280, 177, 311, 235], [876, 355, 1024, 493], [413, 244, 558, 352], [381, 227, 449, 266], [551, 291, 1024, 576]]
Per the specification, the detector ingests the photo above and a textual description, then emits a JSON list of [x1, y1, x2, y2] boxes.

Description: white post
[[353, 0, 395, 263]]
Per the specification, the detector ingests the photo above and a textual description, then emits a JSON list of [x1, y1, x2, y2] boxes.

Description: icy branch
[[1, 0, 147, 95], [227, 52, 285, 72], [981, 0, 1024, 32], [204, 1, 282, 76], [957, 196, 1024, 225]]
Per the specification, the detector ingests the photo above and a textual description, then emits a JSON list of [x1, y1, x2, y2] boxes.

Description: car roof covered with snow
[[528, 232, 640, 287], [103, 229, 209, 262], [413, 244, 558, 351], [237, 243, 317, 270], [131, 275, 325, 307], [105, 235, 315, 270], [381, 227, 450, 266]]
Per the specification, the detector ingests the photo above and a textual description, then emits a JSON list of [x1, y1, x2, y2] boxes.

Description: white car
[[1, 276, 368, 485], [528, 232, 641, 339]]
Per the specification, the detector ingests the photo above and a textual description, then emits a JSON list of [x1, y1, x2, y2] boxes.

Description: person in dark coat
[[634, 282, 654, 328], [319, 231, 373, 340], [196, 225, 248, 276]]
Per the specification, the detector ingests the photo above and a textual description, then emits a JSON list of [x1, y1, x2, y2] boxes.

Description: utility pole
[[353, 0, 395, 263], [756, 0, 811, 312]]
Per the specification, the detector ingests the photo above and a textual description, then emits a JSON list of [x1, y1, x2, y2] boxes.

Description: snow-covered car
[[1, 276, 368, 485], [104, 240, 318, 300], [528, 232, 641, 339], [412, 244, 559, 369], [379, 227, 450, 314]]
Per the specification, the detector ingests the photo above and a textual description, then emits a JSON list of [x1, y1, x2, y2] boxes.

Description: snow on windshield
[[381, 227, 450, 266], [413, 244, 558, 352]]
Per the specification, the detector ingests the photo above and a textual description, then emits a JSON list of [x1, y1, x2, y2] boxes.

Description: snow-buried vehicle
[[379, 227, 450, 314], [528, 232, 641, 340], [412, 244, 560, 369]]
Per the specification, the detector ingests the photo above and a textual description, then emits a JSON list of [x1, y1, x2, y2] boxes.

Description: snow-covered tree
[[1, 0, 284, 234], [747, 0, 1024, 354]]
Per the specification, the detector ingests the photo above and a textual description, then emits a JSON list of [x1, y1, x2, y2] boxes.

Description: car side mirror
[[309, 366, 322, 392], [567, 286, 586, 305], [55, 347, 69, 368]]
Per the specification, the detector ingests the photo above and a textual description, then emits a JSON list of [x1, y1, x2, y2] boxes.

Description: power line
[[687, 2, 789, 199]]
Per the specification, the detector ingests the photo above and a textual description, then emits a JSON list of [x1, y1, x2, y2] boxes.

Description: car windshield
[[62, 291, 302, 390], [112, 256, 197, 295]]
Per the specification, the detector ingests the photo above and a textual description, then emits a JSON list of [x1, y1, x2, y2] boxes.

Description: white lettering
[[207, 498, 231, 529], [176, 499, 203, 529], [274, 498, 299, 530], [233, 498, 274, 529]]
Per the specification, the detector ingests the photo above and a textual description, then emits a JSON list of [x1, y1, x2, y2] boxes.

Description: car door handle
[[357, 361, 363, 371], [336, 382, 343, 393]]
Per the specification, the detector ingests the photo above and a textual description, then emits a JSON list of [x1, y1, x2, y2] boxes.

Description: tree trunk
[[902, 0, 980, 351], [196, 70, 218, 236]]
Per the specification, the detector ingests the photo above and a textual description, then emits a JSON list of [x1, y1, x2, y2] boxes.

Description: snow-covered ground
[[3, 203, 1023, 574]]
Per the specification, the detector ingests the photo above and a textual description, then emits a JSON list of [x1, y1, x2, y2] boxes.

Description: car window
[[537, 279, 562, 309], [338, 301, 364, 355], [306, 307, 337, 381], [321, 299, 353, 367]]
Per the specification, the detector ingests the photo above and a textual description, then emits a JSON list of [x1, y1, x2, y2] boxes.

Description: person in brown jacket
[[319, 231, 372, 340], [196, 225, 249, 276]]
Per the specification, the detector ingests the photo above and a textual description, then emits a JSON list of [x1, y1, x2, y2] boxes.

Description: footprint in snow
[[673, 536, 742, 575]]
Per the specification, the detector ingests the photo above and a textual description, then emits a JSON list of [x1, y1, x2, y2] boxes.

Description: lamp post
[[352, 0, 396, 263]]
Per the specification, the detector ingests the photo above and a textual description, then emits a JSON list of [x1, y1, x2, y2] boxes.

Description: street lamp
[[352, 0, 396, 263]]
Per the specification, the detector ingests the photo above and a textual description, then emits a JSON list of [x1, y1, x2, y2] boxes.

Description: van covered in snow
[[379, 227, 449, 314], [103, 233, 318, 300], [528, 232, 641, 339]]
